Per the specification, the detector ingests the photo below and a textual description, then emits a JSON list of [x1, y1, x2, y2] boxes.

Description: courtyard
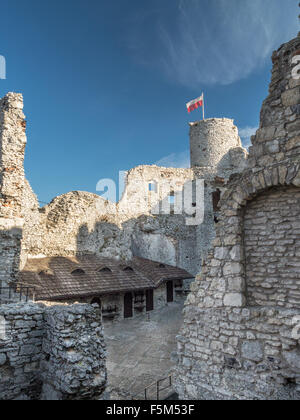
[[104, 301, 184, 400]]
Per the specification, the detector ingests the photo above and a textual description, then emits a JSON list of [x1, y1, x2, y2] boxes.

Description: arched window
[[71, 268, 85, 276]]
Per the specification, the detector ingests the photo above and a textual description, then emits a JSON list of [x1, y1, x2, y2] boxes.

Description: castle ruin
[[174, 32, 300, 400], [0, 24, 299, 401]]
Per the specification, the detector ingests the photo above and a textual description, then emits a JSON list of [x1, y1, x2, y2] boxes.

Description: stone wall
[[0, 93, 27, 219], [190, 118, 246, 173], [174, 164, 300, 400], [3, 111, 247, 277], [0, 302, 107, 400], [174, 32, 300, 400], [176, 306, 300, 400], [245, 186, 300, 308], [41, 304, 106, 400], [248, 33, 300, 169], [0, 93, 27, 287], [0, 303, 44, 400]]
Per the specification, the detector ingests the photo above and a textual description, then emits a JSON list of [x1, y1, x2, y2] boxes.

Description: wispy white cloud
[[155, 150, 190, 168], [129, 0, 299, 87], [239, 126, 258, 149]]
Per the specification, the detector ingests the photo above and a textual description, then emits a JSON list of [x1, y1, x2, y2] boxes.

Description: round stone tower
[[189, 118, 242, 169]]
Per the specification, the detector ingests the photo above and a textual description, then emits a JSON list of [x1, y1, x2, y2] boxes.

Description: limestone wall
[[19, 165, 200, 273], [0, 303, 44, 400], [176, 306, 300, 400], [41, 304, 106, 400], [245, 186, 300, 308], [174, 163, 300, 401], [174, 32, 300, 401], [118, 165, 194, 216], [190, 118, 247, 174], [0, 92, 248, 285], [248, 33, 300, 168], [0, 93, 27, 218], [0, 302, 107, 400], [0, 93, 27, 287], [0, 90, 248, 280]]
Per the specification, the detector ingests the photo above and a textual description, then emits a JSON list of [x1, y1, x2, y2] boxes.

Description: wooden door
[[146, 289, 154, 312], [166, 281, 174, 303], [124, 292, 133, 318]]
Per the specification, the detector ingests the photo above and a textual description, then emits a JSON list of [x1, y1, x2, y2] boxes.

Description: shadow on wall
[[76, 221, 130, 261], [74, 177, 206, 275], [216, 147, 248, 175]]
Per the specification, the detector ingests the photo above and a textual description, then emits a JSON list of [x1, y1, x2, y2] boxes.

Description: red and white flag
[[186, 94, 204, 113]]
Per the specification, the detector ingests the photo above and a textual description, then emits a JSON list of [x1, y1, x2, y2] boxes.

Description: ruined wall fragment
[[0, 302, 107, 400], [0, 93, 27, 286], [174, 32, 300, 400]]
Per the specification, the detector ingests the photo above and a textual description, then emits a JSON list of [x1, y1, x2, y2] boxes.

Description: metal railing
[[0, 283, 39, 304], [132, 375, 173, 400]]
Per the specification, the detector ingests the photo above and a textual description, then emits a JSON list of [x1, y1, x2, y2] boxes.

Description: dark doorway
[[124, 292, 133, 318], [212, 189, 221, 212], [146, 289, 154, 312], [166, 281, 174, 303], [91, 297, 101, 307]]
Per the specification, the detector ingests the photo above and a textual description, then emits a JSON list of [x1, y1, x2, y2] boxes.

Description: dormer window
[[71, 268, 85, 276], [38, 269, 53, 276], [159, 264, 166, 268], [98, 267, 112, 273], [123, 266, 134, 272]]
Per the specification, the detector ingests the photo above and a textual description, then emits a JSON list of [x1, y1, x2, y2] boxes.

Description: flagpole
[[202, 94, 205, 120]]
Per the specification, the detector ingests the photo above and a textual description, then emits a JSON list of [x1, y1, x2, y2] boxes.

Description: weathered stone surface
[[281, 88, 300, 107], [0, 92, 249, 279], [224, 293, 245, 307], [283, 349, 300, 370], [41, 304, 106, 401], [174, 31, 300, 401], [0, 93, 27, 286], [286, 136, 300, 151], [245, 186, 300, 308], [190, 118, 246, 170], [241, 341, 263, 362], [0, 354, 6, 366], [292, 170, 300, 187], [0, 303, 107, 401]]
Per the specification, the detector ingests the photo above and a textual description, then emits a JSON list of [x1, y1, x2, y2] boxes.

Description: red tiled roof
[[18, 255, 193, 301]]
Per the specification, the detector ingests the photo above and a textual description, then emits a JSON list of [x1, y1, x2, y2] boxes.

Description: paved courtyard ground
[[103, 301, 184, 400]]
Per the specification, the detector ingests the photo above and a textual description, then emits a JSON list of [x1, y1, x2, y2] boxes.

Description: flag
[[186, 94, 204, 113]]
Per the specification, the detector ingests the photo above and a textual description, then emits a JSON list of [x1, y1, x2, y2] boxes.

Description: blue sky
[[0, 0, 298, 203]]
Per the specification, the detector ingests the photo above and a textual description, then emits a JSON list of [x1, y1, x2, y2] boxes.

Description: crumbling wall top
[[248, 32, 300, 168]]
